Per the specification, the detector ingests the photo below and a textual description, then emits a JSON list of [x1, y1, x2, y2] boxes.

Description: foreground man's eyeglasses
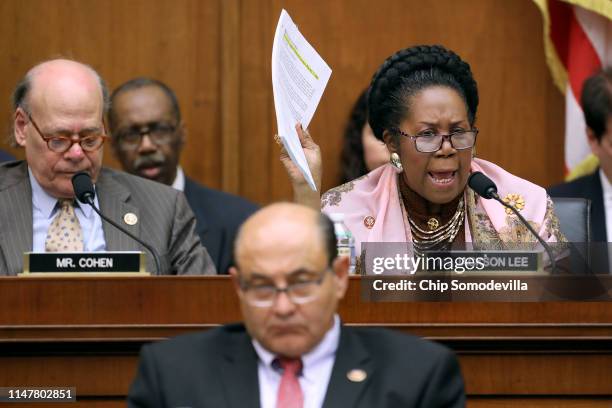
[[239, 269, 331, 307]]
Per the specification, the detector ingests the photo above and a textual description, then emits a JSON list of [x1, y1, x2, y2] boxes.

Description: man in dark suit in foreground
[[0, 59, 215, 275], [127, 203, 465, 407], [108, 78, 258, 274], [549, 67, 612, 242]]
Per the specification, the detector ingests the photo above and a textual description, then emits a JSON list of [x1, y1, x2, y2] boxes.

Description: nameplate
[[21, 252, 148, 276]]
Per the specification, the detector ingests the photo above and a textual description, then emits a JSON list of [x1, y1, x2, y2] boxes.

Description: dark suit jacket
[[0, 161, 216, 275], [127, 324, 465, 408], [0, 150, 14, 162], [548, 171, 606, 241], [184, 177, 258, 274]]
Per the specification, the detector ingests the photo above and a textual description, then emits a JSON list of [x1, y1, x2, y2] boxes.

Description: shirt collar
[[28, 167, 95, 218], [171, 166, 185, 192], [252, 314, 341, 380]]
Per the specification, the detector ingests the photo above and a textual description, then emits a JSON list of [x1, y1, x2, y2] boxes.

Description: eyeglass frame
[[113, 122, 179, 150], [26, 111, 108, 153], [392, 127, 479, 153], [237, 267, 333, 308]]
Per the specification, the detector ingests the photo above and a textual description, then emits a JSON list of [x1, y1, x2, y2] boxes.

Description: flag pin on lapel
[[347, 369, 367, 382], [123, 212, 138, 226]]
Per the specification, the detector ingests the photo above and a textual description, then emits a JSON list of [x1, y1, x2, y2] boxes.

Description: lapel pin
[[347, 368, 367, 382], [123, 212, 138, 226], [363, 216, 375, 229]]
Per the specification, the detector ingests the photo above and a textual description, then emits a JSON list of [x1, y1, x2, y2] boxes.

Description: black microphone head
[[72, 172, 95, 204], [468, 171, 498, 199]]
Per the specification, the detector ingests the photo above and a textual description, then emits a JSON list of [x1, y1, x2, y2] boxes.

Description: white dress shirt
[[600, 169, 612, 242], [253, 314, 340, 408], [30, 168, 106, 252], [171, 166, 185, 192]]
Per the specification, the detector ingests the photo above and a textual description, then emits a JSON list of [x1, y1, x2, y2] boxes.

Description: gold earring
[[390, 152, 403, 172]]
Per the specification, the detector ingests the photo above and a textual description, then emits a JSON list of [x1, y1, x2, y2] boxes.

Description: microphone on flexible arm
[[71, 172, 161, 275], [467, 171, 556, 273]]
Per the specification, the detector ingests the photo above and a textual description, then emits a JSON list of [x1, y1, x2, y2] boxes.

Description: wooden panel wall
[[0, 0, 222, 188], [0, 0, 564, 204]]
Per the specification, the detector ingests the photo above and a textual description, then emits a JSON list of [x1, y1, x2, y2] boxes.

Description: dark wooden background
[[0, 0, 565, 205]]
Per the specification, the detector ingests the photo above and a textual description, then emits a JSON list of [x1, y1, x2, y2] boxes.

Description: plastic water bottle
[[329, 213, 356, 274]]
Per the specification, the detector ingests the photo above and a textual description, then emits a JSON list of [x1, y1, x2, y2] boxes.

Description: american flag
[[533, 0, 611, 172]]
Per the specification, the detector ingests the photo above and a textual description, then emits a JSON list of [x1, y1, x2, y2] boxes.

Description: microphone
[[466, 171, 497, 199], [72, 171, 96, 203], [468, 171, 556, 273], [71, 172, 161, 275]]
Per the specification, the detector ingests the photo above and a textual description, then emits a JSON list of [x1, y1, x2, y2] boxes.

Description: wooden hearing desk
[[0, 276, 611, 407]]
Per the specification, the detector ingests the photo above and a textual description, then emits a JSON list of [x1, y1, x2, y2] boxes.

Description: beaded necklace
[[409, 199, 464, 253]]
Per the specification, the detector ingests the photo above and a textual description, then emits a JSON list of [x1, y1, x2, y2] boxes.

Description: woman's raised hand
[[277, 123, 322, 209]]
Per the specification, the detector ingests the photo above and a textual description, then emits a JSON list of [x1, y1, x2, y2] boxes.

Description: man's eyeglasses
[[393, 128, 478, 153], [27, 113, 107, 153], [114, 122, 177, 150], [238, 269, 331, 308]]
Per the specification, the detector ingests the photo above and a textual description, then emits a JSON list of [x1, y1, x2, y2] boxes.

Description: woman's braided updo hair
[[367, 45, 479, 140]]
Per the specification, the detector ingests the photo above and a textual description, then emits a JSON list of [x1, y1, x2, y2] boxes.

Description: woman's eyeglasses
[[393, 128, 478, 153]]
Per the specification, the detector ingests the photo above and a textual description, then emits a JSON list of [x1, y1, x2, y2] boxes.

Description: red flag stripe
[[549, 0, 603, 107], [549, 0, 573, 67], [566, 8, 603, 106]]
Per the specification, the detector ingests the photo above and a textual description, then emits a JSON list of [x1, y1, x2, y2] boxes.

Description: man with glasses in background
[[108, 78, 258, 274], [0, 59, 215, 275], [128, 202, 465, 407]]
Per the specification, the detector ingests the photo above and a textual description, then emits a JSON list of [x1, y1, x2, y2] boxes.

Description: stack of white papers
[[271, 9, 332, 191]]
